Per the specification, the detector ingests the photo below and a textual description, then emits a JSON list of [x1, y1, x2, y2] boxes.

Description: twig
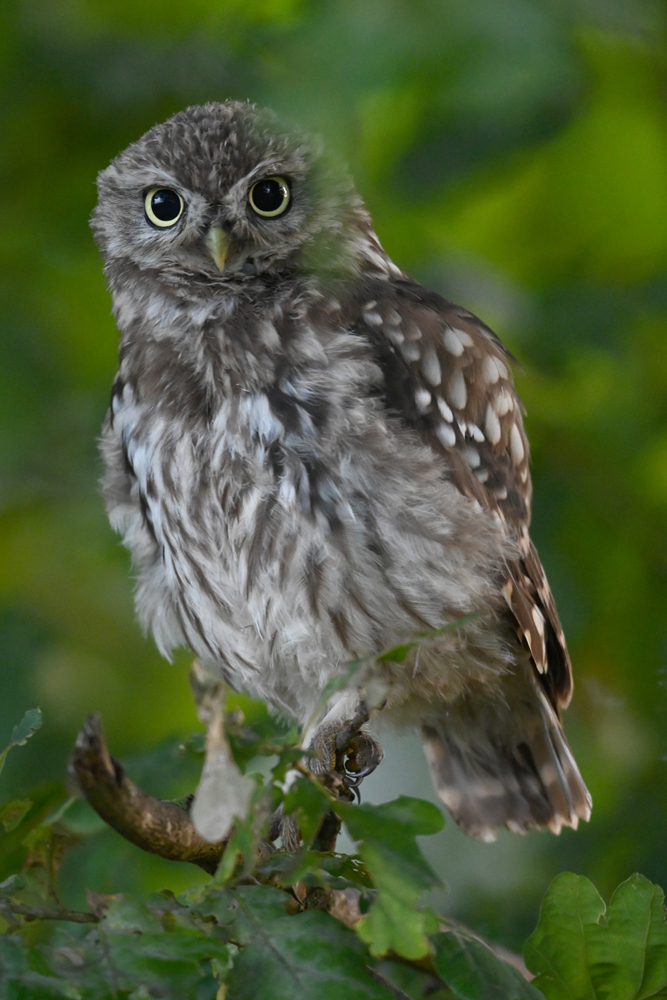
[[69, 713, 228, 875], [3, 903, 98, 924]]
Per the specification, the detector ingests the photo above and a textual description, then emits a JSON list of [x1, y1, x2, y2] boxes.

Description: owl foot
[[270, 725, 384, 851], [339, 730, 385, 789], [307, 723, 384, 789]]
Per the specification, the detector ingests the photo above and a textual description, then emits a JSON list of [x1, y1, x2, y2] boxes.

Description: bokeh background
[[1, 0, 667, 951]]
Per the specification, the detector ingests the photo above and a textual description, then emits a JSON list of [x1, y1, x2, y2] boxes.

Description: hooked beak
[[205, 225, 229, 271]]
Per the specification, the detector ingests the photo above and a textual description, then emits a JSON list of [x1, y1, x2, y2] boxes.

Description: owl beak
[[205, 225, 229, 271]]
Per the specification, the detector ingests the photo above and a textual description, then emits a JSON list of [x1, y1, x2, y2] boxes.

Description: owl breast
[[101, 308, 514, 723]]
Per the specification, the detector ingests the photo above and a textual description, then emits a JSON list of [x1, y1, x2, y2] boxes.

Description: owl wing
[[349, 277, 572, 713]]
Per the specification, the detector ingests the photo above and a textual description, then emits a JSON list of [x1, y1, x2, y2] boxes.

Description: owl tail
[[420, 683, 591, 842]]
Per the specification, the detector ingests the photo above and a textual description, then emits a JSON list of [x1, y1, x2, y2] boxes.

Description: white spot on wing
[[400, 342, 421, 362], [484, 404, 501, 445], [363, 310, 383, 327], [510, 423, 525, 465], [443, 328, 465, 356], [494, 389, 514, 416], [404, 322, 422, 342], [386, 327, 404, 346], [482, 355, 500, 384], [421, 348, 442, 386], [437, 396, 454, 422], [415, 387, 432, 413], [452, 326, 473, 346], [436, 422, 456, 447], [449, 371, 467, 409], [463, 447, 480, 468]]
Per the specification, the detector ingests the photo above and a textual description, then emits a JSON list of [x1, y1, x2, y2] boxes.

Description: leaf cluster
[[2, 707, 667, 1000]]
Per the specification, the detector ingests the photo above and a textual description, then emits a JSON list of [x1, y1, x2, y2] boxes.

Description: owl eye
[[144, 188, 184, 228], [248, 176, 291, 218]]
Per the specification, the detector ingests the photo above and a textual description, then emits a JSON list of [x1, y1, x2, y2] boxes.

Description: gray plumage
[[92, 100, 591, 841]]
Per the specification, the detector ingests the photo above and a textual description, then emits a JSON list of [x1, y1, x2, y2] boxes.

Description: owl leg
[[304, 688, 384, 787], [273, 694, 384, 850], [308, 723, 384, 789]]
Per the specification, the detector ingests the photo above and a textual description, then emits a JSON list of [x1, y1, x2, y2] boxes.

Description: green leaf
[[0, 708, 42, 778], [337, 796, 444, 960], [0, 935, 81, 998], [0, 798, 32, 833], [524, 873, 605, 1000], [103, 895, 165, 933], [107, 930, 230, 997], [9, 708, 43, 748], [256, 848, 374, 892], [225, 691, 297, 770], [193, 883, 293, 945], [375, 616, 477, 664], [226, 905, 396, 1000], [38, 891, 234, 999], [214, 779, 273, 884], [524, 872, 667, 1000], [434, 930, 543, 1000], [372, 956, 457, 999], [283, 772, 332, 848]]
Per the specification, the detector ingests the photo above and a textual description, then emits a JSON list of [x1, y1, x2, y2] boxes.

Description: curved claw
[[341, 731, 384, 791], [344, 762, 377, 788]]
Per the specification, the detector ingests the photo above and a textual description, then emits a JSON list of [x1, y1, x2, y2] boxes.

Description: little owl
[[92, 100, 591, 841]]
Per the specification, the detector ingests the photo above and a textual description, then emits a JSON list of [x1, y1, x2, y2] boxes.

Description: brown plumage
[[92, 100, 591, 842]]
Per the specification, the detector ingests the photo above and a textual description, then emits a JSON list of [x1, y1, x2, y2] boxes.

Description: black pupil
[[150, 189, 181, 222], [253, 179, 285, 213]]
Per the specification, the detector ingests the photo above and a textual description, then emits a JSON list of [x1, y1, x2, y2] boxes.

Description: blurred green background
[[1, 0, 667, 951]]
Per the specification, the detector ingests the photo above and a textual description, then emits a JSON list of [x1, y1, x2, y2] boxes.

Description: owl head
[[92, 101, 368, 295]]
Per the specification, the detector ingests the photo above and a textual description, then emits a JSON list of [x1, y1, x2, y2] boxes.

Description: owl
[[92, 100, 591, 841]]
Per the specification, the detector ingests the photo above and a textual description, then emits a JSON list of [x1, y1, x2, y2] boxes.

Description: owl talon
[[272, 727, 383, 850], [340, 730, 384, 789]]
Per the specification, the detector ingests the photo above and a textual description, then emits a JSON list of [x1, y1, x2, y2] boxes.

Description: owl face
[[92, 101, 363, 293]]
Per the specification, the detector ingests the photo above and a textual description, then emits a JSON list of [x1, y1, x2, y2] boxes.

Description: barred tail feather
[[421, 685, 591, 842]]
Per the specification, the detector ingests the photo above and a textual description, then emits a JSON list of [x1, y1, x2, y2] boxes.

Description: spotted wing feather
[[347, 277, 572, 712]]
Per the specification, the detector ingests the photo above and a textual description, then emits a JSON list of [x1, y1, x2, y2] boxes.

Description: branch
[[1, 903, 98, 924], [68, 714, 532, 986], [69, 713, 228, 875]]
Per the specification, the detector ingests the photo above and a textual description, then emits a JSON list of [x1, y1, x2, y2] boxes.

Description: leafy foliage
[[524, 873, 667, 1000], [2, 705, 667, 999], [0, 709, 42, 779], [433, 930, 543, 1000], [1, 0, 667, 951], [337, 796, 443, 960]]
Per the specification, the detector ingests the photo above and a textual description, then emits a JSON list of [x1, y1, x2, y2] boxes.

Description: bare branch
[[69, 713, 228, 875], [1, 903, 98, 924]]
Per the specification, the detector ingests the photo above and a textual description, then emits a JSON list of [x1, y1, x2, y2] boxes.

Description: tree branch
[[69, 713, 228, 875], [2, 903, 99, 924], [68, 713, 532, 985]]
